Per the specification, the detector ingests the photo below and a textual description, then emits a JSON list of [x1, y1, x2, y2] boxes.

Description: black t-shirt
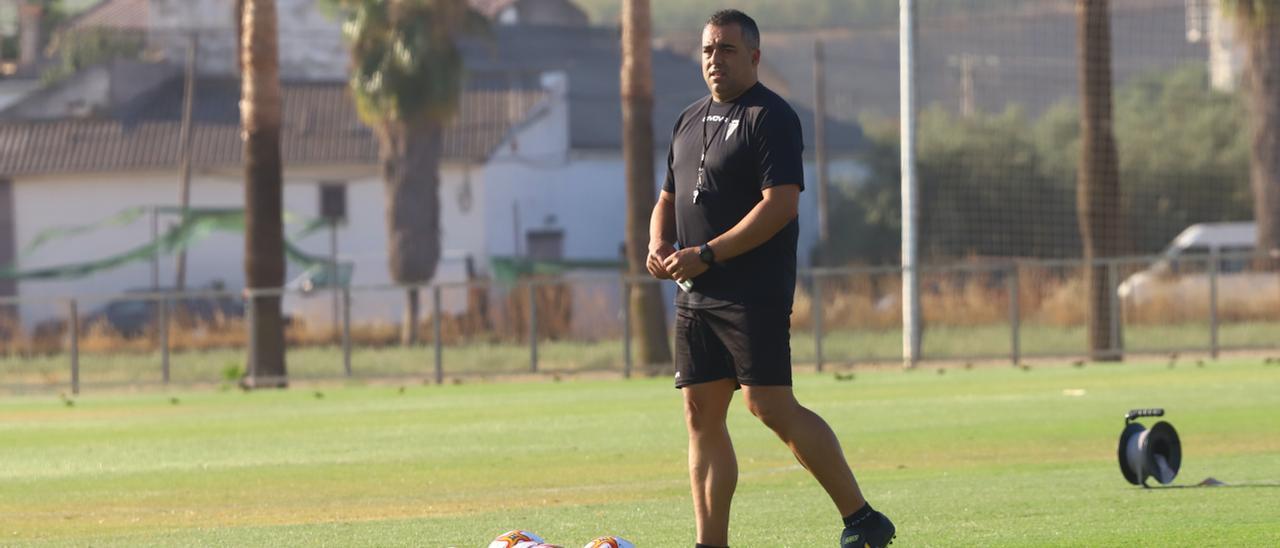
[[662, 82, 805, 309]]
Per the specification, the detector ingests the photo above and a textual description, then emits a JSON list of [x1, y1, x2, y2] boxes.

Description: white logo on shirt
[[726, 120, 740, 140]]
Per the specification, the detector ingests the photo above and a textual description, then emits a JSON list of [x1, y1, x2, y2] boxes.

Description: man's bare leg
[[741, 385, 866, 516], [684, 378, 739, 546]]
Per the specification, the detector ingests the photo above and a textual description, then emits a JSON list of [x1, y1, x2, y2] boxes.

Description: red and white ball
[[490, 530, 552, 548], [582, 537, 636, 548]]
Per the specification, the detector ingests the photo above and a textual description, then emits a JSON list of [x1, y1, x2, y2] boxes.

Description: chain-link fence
[[792, 0, 1258, 268], [4, 1, 1279, 393], [4, 251, 1277, 394]]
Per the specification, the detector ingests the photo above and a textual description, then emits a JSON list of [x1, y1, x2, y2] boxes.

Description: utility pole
[[151, 206, 159, 290], [948, 53, 998, 117], [174, 32, 199, 291], [960, 53, 975, 118], [813, 39, 830, 265]]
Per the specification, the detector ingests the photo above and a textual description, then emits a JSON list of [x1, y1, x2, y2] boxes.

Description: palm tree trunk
[[378, 120, 444, 346], [403, 286, 421, 346], [1076, 0, 1123, 361], [621, 0, 672, 372], [1239, 12, 1280, 255], [239, 0, 287, 386]]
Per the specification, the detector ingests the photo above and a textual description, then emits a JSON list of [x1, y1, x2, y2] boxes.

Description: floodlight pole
[[900, 0, 922, 368], [813, 39, 830, 264]]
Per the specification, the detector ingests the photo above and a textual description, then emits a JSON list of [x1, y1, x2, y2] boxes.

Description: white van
[[1117, 222, 1278, 306]]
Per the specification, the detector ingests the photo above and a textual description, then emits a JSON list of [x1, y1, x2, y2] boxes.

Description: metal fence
[[2, 252, 1277, 394]]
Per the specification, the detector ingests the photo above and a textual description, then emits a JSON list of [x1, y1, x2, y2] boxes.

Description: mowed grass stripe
[[2, 359, 1277, 546]]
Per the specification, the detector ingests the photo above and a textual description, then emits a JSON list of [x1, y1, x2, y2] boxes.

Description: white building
[[0, 0, 866, 333], [0, 73, 561, 327]]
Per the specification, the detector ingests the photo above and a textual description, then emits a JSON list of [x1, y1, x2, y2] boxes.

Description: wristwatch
[[698, 243, 716, 267]]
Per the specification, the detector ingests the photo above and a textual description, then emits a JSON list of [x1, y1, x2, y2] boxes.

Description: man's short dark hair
[[706, 9, 760, 50]]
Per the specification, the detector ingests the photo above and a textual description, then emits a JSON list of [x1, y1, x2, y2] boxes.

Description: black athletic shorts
[[673, 303, 792, 389]]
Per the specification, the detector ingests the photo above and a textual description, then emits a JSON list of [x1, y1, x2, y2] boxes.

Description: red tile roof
[[66, 0, 149, 31], [0, 83, 547, 176]]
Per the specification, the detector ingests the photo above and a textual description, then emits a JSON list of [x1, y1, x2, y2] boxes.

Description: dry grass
[[0, 280, 583, 357], [2, 269, 1275, 357], [791, 266, 1280, 329]]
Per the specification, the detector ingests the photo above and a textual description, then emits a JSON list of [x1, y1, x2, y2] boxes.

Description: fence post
[[160, 295, 170, 385], [528, 281, 538, 374], [1209, 247, 1220, 359], [246, 292, 257, 380], [1108, 259, 1122, 359], [621, 277, 632, 379], [342, 287, 352, 377], [812, 271, 825, 373], [69, 299, 79, 396], [433, 285, 443, 384], [1009, 263, 1020, 366]]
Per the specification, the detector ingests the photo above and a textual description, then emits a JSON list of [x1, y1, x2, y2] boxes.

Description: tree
[[1110, 66, 1251, 251], [833, 65, 1249, 268], [237, 0, 288, 387], [1223, 1, 1280, 255], [620, 0, 672, 371], [1076, 0, 1123, 361], [41, 28, 145, 84], [328, 0, 488, 345]]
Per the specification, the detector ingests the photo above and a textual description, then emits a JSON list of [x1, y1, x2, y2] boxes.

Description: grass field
[[2, 359, 1279, 547]]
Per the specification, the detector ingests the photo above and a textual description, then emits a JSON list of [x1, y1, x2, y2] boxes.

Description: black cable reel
[[1117, 408, 1182, 487]]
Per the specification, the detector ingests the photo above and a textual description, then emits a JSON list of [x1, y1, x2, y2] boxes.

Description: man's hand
[[663, 247, 709, 283], [646, 241, 677, 279]]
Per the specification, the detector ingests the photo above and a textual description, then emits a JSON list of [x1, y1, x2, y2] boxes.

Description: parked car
[[81, 287, 246, 338], [1117, 222, 1279, 307]]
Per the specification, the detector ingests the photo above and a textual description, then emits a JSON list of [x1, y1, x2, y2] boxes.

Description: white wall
[[11, 161, 485, 325], [482, 72, 582, 259], [5, 70, 574, 327]]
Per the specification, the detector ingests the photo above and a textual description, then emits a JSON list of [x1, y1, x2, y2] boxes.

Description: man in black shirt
[[646, 10, 896, 548]]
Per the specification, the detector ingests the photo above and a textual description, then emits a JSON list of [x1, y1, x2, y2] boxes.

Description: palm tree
[[329, 0, 488, 345], [621, 0, 672, 371], [1076, 0, 1123, 361], [237, 0, 288, 386], [1222, 1, 1280, 255]]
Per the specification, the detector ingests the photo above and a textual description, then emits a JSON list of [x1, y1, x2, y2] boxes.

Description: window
[[526, 229, 564, 262]]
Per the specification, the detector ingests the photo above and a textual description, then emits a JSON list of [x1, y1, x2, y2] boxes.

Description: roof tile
[[0, 83, 546, 176]]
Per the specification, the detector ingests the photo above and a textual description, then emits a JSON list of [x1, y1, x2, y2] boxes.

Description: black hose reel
[[1118, 408, 1182, 487]]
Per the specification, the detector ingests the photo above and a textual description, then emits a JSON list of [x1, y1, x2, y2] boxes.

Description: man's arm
[[663, 185, 799, 281], [708, 184, 799, 261], [646, 190, 678, 280]]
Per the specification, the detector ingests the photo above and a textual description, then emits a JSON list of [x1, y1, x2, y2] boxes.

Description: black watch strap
[[698, 243, 716, 266]]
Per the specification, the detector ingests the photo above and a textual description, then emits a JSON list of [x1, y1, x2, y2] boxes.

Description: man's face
[[701, 23, 759, 100]]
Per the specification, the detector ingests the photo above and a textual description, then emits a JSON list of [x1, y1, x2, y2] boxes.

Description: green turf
[[2, 359, 1279, 546]]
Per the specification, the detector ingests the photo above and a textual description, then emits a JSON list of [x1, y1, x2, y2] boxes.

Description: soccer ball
[[582, 537, 635, 548], [489, 530, 547, 548]]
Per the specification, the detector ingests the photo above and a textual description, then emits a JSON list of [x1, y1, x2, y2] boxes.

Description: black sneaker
[[840, 510, 896, 548]]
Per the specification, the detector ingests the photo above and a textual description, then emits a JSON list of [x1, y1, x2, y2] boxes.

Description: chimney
[[18, 2, 42, 67]]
